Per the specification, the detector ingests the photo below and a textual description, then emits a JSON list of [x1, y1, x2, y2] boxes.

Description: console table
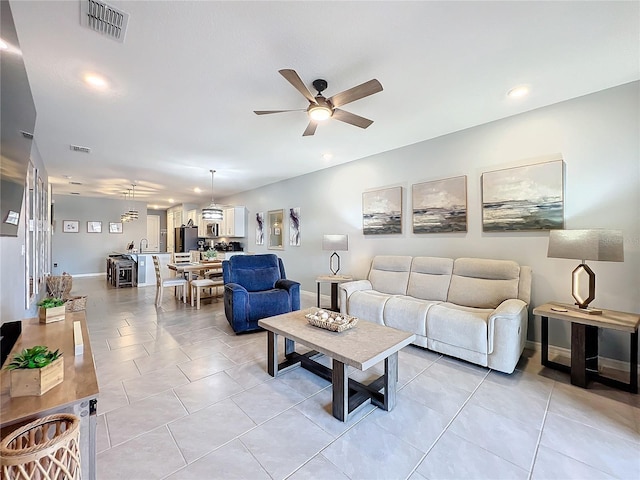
[[316, 275, 353, 311], [0, 311, 99, 478], [533, 302, 639, 393]]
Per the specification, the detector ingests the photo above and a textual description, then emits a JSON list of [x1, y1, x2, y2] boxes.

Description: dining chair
[[172, 252, 192, 263], [153, 255, 188, 307], [189, 250, 201, 263]]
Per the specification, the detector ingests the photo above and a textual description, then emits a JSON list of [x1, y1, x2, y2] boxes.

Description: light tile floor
[[77, 277, 640, 479]]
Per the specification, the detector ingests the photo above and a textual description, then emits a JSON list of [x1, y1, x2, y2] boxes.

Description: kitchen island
[[108, 252, 172, 287]]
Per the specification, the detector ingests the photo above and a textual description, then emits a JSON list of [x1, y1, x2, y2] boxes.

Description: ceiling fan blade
[[328, 79, 383, 108], [279, 69, 317, 104], [254, 109, 305, 115], [302, 121, 317, 136], [332, 109, 374, 129]]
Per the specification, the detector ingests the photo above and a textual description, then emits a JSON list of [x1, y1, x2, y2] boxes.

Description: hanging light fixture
[[127, 183, 139, 221], [121, 191, 131, 223], [201, 169, 224, 221]]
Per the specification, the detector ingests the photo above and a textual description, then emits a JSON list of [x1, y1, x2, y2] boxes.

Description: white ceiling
[[8, 0, 639, 209]]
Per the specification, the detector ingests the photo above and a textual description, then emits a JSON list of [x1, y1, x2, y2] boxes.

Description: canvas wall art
[[256, 212, 264, 245], [362, 186, 402, 235], [482, 159, 564, 232], [412, 176, 467, 233], [289, 207, 300, 246]]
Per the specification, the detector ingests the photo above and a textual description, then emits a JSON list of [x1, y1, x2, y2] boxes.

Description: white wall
[[51, 196, 148, 275], [220, 82, 639, 362]]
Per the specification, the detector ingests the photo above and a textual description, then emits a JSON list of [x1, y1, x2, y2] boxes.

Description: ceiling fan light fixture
[[308, 105, 332, 121]]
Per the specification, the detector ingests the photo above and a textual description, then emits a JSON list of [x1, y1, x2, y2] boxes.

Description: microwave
[[207, 223, 220, 237]]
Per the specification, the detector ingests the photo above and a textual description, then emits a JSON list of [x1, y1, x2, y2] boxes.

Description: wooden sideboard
[[0, 311, 99, 479]]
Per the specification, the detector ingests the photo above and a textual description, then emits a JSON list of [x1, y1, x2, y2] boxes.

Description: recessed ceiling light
[[0, 39, 8, 50], [507, 85, 530, 98], [63, 175, 72, 179], [194, 187, 201, 193], [322, 153, 333, 160], [168, 198, 175, 203], [83, 73, 109, 90]]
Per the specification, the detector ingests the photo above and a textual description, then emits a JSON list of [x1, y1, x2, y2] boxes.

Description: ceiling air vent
[[20, 131, 34, 139], [70, 144, 91, 153], [80, 0, 129, 43], [69, 181, 83, 185]]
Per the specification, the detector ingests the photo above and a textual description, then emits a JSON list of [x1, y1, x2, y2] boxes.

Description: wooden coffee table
[[258, 308, 416, 422]]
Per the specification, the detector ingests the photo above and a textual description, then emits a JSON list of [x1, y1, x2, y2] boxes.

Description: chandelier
[[201, 169, 223, 221]]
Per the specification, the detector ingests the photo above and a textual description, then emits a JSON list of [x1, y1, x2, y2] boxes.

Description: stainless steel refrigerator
[[174, 226, 199, 252]]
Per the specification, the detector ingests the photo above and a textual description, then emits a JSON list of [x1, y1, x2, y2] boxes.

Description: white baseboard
[[71, 272, 106, 278], [525, 340, 631, 372]]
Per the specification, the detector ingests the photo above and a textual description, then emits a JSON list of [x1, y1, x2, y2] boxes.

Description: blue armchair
[[223, 254, 300, 333]]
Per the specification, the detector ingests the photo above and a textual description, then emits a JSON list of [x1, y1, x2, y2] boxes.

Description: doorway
[[147, 215, 160, 252]]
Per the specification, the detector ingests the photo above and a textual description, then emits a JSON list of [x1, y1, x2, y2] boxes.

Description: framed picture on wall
[[481, 159, 564, 232], [109, 222, 123, 234], [62, 220, 79, 233], [362, 186, 402, 235], [412, 176, 467, 233], [87, 221, 102, 233]]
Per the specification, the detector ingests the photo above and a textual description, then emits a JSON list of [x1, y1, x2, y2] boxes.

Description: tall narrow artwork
[[256, 212, 264, 245], [412, 176, 467, 233], [482, 159, 564, 232], [363, 186, 402, 235], [289, 207, 300, 246]]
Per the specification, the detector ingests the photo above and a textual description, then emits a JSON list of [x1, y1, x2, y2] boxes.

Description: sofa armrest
[[275, 279, 301, 311], [487, 298, 528, 354], [339, 280, 372, 314]]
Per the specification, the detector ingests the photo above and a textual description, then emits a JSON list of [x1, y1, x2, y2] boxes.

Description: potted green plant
[[203, 250, 218, 261], [38, 297, 66, 323], [6, 346, 64, 397]]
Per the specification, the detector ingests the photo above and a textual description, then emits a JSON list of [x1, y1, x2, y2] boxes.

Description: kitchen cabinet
[[186, 209, 198, 227], [221, 206, 245, 237]]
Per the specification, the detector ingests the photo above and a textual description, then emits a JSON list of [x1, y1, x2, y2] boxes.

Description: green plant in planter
[[6, 345, 61, 370], [203, 250, 217, 260], [37, 297, 65, 309]]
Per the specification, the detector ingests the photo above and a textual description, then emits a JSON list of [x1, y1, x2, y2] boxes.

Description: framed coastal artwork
[[412, 176, 467, 233], [481, 159, 564, 232], [87, 221, 102, 233], [362, 186, 402, 235], [109, 222, 123, 234], [289, 207, 300, 246]]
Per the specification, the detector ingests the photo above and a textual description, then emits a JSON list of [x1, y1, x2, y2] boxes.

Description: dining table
[[167, 260, 223, 302]]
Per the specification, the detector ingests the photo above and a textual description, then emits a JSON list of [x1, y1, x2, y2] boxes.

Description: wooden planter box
[[39, 305, 66, 323], [10, 356, 64, 397]]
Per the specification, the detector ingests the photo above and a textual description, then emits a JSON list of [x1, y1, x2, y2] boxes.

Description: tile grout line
[[403, 367, 491, 480], [526, 380, 555, 480]]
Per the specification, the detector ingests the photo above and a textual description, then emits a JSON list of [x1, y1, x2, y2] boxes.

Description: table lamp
[[547, 229, 624, 314], [322, 234, 348, 275]]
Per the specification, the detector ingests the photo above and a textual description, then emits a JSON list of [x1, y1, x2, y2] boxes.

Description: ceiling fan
[[254, 69, 383, 136]]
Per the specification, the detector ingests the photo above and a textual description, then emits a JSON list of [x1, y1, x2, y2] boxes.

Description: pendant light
[[202, 169, 224, 221], [121, 191, 131, 223], [127, 184, 139, 220]]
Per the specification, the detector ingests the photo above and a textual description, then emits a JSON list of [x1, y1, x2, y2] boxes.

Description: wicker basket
[[0, 413, 81, 480], [64, 296, 87, 312], [305, 310, 358, 332]]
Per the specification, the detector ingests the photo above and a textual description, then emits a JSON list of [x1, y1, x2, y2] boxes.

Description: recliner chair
[[223, 254, 300, 333]]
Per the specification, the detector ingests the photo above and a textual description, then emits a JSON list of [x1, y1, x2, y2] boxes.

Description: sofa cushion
[[348, 290, 392, 325], [368, 256, 412, 295], [384, 296, 440, 337], [427, 302, 493, 354], [407, 257, 454, 301], [247, 289, 291, 321], [447, 258, 520, 309]]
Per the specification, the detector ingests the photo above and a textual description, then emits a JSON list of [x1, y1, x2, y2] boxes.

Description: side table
[[316, 275, 353, 311], [533, 302, 639, 393]]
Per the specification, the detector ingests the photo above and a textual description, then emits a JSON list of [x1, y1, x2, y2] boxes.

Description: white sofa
[[339, 256, 532, 374]]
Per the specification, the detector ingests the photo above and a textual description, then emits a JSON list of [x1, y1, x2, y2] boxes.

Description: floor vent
[[70, 144, 91, 153], [80, 0, 129, 43]]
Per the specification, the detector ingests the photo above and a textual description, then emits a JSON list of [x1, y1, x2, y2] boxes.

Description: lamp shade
[[547, 230, 624, 262], [322, 235, 348, 252]]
